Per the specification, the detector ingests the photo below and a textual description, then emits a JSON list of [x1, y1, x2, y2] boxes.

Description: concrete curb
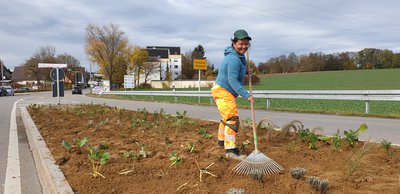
[[20, 107, 74, 194]]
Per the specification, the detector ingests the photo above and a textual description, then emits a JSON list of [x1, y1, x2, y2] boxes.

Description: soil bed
[[28, 104, 400, 193]]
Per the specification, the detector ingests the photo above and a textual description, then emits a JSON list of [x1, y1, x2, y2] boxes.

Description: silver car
[[3, 86, 14, 96]]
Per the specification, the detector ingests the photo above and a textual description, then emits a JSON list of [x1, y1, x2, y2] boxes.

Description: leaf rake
[[232, 51, 283, 176]]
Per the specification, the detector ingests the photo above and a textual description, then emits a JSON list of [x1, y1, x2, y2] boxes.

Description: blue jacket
[[215, 46, 251, 99]]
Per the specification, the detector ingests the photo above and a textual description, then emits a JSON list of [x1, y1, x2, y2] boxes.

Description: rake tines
[[232, 150, 283, 176]]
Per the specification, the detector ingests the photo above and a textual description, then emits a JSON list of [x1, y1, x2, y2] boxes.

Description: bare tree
[[22, 45, 57, 88]]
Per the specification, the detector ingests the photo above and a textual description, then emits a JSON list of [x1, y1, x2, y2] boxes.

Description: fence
[[102, 90, 400, 114]]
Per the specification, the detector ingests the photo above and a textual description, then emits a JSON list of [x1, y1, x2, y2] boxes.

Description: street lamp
[[1, 60, 4, 86]]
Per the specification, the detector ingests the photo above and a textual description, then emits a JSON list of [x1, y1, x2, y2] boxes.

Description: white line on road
[[4, 99, 23, 194]]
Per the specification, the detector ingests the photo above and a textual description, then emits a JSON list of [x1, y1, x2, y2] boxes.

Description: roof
[[146, 48, 169, 59], [146, 46, 181, 55], [11, 67, 36, 81]]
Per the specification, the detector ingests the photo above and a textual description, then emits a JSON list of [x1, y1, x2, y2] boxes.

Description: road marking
[[4, 99, 23, 194]]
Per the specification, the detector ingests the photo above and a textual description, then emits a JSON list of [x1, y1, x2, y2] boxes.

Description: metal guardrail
[[103, 90, 400, 114]]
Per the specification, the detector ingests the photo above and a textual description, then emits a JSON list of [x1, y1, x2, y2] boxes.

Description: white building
[[146, 46, 182, 81]]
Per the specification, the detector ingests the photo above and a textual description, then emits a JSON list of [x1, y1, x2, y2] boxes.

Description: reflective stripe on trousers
[[211, 84, 238, 149]]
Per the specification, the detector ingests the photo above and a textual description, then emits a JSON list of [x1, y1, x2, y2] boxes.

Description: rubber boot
[[225, 148, 246, 160]]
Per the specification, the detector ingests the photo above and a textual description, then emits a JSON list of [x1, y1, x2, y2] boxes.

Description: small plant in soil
[[331, 130, 342, 152], [307, 132, 319, 150], [286, 140, 299, 153], [62, 140, 73, 151], [198, 128, 213, 139], [62, 137, 88, 154], [344, 142, 372, 178], [173, 111, 192, 131], [75, 137, 89, 148], [298, 128, 311, 142], [343, 123, 367, 147], [280, 120, 304, 138], [87, 145, 110, 178], [169, 150, 183, 166], [249, 169, 265, 182], [307, 176, 329, 193], [138, 143, 150, 158], [290, 167, 307, 179], [227, 188, 245, 194], [381, 139, 394, 157], [256, 117, 278, 141], [187, 142, 196, 153], [122, 150, 139, 160]]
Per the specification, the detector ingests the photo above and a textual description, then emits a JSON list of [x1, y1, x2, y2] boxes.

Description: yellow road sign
[[193, 59, 207, 70]]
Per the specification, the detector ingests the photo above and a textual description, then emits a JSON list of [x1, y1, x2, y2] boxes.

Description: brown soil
[[27, 104, 400, 194]]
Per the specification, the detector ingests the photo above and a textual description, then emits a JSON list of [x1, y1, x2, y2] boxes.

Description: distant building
[[11, 67, 40, 86], [0, 60, 12, 84], [146, 46, 182, 80]]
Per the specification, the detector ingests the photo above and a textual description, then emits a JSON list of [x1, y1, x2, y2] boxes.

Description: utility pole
[[1, 60, 4, 86]]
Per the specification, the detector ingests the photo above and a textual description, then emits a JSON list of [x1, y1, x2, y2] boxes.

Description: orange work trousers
[[211, 84, 238, 149]]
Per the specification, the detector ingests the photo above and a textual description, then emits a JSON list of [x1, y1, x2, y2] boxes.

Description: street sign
[[52, 81, 64, 97], [193, 59, 207, 70], [50, 68, 65, 81], [38, 63, 67, 68], [124, 75, 135, 88]]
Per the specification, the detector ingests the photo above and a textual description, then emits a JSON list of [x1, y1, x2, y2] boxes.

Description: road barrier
[[102, 90, 400, 114]]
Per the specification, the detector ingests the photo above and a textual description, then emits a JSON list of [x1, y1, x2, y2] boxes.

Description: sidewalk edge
[[20, 107, 74, 194]]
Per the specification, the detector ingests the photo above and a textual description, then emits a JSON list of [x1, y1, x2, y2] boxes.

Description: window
[[174, 65, 178, 69], [174, 59, 179, 62]]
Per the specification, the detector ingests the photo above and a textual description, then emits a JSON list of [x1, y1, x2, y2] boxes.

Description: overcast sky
[[1, 0, 399, 72]]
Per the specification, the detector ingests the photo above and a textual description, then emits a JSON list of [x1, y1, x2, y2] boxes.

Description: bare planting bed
[[28, 104, 400, 193]]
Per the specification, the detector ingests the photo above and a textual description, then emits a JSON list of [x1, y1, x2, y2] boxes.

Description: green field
[[98, 69, 400, 118], [255, 69, 400, 90]]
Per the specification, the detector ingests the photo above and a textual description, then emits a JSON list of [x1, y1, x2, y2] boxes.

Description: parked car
[[0, 87, 7, 96], [15, 87, 30, 92], [3, 86, 14, 96], [72, 86, 82, 94]]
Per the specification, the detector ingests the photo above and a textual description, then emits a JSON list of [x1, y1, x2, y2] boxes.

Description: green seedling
[[344, 123, 367, 147], [62, 137, 89, 153], [381, 139, 394, 157], [187, 142, 196, 153], [169, 150, 183, 166], [75, 137, 89, 148], [298, 128, 311, 142], [87, 145, 110, 178], [198, 128, 213, 139], [308, 133, 319, 150], [331, 130, 342, 151], [122, 150, 139, 160], [138, 143, 150, 158], [62, 140, 73, 150]]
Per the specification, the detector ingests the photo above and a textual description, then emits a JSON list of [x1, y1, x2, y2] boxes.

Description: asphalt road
[[1, 89, 399, 193]]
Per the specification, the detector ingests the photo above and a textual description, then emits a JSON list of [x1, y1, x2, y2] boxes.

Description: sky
[[1, 0, 399, 72]]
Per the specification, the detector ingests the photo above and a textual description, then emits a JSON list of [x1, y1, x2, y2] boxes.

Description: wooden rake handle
[[246, 51, 259, 152]]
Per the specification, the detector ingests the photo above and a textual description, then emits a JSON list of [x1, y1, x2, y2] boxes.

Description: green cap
[[233, 29, 252, 40]]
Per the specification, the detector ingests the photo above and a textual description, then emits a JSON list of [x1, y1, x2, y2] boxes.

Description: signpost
[[124, 75, 135, 89], [39, 63, 67, 104], [193, 59, 207, 103]]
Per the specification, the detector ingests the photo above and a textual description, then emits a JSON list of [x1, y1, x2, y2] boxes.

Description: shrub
[[244, 74, 260, 85]]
